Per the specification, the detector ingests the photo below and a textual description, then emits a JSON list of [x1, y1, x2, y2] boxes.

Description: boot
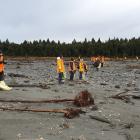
[[0, 81, 12, 91]]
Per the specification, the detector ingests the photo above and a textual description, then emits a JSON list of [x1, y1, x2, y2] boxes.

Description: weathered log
[[0, 90, 95, 107], [109, 90, 131, 102], [0, 107, 83, 119], [8, 84, 50, 89], [74, 90, 94, 107], [0, 98, 74, 103], [8, 73, 29, 78], [89, 115, 112, 124]]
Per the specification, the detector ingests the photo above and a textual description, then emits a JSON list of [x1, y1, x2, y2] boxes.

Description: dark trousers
[[0, 71, 4, 81], [79, 72, 83, 80], [58, 72, 63, 84], [69, 71, 74, 80]]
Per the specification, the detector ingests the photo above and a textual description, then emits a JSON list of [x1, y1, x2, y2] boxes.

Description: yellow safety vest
[[79, 61, 84, 72], [57, 59, 65, 73]]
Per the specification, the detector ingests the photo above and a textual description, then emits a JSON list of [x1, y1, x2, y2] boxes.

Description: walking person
[[56, 56, 65, 84], [83, 61, 88, 76], [79, 58, 85, 80], [68, 58, 76, 81]]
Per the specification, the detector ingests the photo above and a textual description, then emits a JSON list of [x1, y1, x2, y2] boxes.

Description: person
[[0, 50, 12, 90], [136, 56, 139, 61], [68, 58, 76, 80], [79, 58, 85, 80], [93, 57, 101, 71], [83, 61, 88, 75], [60, 56, 66, 80], [56, 56, 65, 84], [100, 56, 105, 67], [0, 50, 4, 82]]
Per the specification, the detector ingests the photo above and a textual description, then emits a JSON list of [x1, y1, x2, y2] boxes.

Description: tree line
[[0, 37, 140, 57]]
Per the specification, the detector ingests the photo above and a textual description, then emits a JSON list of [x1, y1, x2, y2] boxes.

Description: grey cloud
[[0, 0, 140, 43]]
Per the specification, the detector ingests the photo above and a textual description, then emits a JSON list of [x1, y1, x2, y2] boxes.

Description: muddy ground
[[0, 58, 140, 140]]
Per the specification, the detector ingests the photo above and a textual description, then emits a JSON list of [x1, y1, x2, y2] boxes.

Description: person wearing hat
[[0, 50, 12, 90], [56, 56, 65, 84]]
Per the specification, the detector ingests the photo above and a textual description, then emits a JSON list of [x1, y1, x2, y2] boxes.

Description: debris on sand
[[115, 85, 120, 88], [109, 91, 132, 103], [0, 90, 93, 118], [74, 90, 94, 107], [8, 73, 29, 78], [0, 90, 94, 107], [89, 115, 112, 124], [0, 107, 83, 119], [8, 83, 51, 89]]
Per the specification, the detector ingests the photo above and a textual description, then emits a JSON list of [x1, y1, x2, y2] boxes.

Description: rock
[[100, 83, 108, 86], [90, 105, 98, 111], [115, 85, 120, 88]]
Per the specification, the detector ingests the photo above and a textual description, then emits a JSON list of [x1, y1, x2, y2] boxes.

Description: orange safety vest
[[0, 55, 4, 72]]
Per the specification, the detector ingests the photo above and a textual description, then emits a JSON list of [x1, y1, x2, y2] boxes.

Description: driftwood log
[[89, 115, 112, 124], [8, 84, 50, 89], [108, 91, 140, 104], [0, 107, 83, 119], [74, 90, 94, 107], [0, 90, 94, 107], [109, 91, 131, 103], [0, 98, 74, 103]]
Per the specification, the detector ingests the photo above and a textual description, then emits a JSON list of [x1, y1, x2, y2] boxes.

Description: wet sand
[[0, 59, 140, 140]]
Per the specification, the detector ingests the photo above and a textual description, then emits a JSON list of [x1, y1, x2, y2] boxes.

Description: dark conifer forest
[[0, 37, 140, 57]]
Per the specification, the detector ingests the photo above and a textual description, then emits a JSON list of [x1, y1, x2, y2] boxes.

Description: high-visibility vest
[[61, 59, 65, 72], [57, 59, 65, 73], [79, 61, 84, 72], [0, 63, 4, 72], [0, 55, 4, 72]]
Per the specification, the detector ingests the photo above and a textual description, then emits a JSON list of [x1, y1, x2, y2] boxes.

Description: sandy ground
[[0, 59, 140, 140]]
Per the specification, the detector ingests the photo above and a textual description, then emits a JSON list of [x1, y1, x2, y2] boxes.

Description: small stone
[[115, 85, 120, 88]]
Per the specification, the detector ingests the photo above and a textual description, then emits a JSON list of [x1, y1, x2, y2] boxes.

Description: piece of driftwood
[[0, 98, 74, 103], [8, 73, 29, 78], [0, 107, 83, 119], [74, 90, 94, 107], [89, 115, 112, 124], [109, 91, 131, 103], [8, 84, 50, 89], [109, 91, 140, 103], [0, 90, 94, 107]]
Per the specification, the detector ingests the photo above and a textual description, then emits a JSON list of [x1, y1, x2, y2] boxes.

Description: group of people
[[91, 56, 105, 71], [56, 56, 88, 84]]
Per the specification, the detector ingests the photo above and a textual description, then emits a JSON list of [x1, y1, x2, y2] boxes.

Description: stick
[[0, 107, 82, 119], [109, 90, 129, 98], [89, 115, 112, 124], [0, 98, 74, 103], [8, 84, 50, 89]]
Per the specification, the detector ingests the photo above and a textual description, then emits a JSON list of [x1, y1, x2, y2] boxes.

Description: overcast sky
[[0, 0, 140, 43]]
